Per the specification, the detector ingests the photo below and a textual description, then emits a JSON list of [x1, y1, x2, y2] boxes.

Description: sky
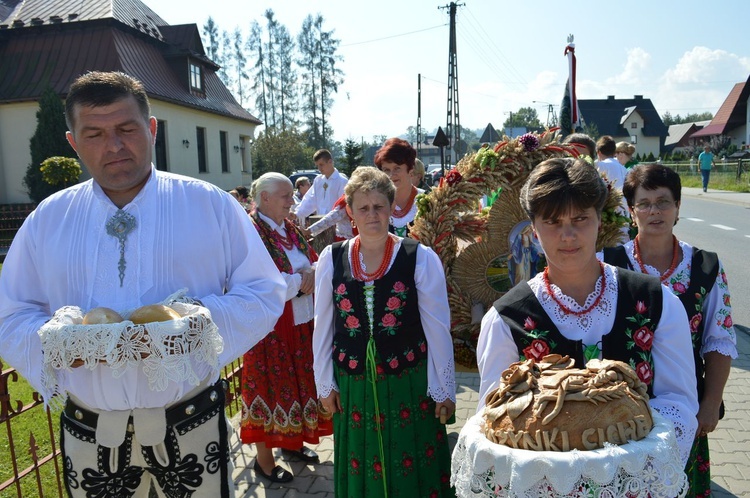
[[154, 0, 750, 143]]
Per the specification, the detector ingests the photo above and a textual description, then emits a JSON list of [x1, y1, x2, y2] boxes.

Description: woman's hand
[[298, 267, 316, 295], [696, 398, 722, 438], [435, 399, 456, 424], [320, 391, 342, 414]]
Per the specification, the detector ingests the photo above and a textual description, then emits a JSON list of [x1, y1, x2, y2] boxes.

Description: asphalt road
[[673, 193, 750, 329]]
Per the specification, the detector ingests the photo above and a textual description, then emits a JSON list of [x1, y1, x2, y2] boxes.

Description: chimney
[[634, 95, 643, 100], [12, 19, 24, 27], [50, 15, 63, 23], [30, 17, 44, 26], [607, 95, 615, 101]]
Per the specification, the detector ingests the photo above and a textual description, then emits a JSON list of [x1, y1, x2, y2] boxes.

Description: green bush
[[40, 156, 82, 186]]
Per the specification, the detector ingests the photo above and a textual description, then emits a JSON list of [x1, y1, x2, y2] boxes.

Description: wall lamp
[[182, 139, 190, 148]]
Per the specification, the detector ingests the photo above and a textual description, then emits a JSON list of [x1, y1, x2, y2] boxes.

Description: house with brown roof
[[0, 0, 260, 204], [577, 95, 667, 158], [690, 74, 750, 150], [664, 120, 710, 154]]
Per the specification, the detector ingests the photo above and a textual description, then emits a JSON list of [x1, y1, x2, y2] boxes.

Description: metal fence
[[0, 357, 244, 498]]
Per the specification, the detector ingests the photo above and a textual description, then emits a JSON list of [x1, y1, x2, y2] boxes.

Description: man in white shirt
[[292, 149, 347, 225], [0, 72, 286, 497], [596, 135, 631, 239]]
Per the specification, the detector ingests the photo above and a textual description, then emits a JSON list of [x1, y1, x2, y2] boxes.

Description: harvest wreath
[[409, 130, 628, 368]]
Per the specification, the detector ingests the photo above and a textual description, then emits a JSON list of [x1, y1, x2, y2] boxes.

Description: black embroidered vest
[[331, 238, 428, 375], [603, 245, 719, 402], [493, 268, 663, 397]]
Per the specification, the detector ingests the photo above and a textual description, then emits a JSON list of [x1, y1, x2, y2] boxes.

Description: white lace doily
[[451, 410, 687, 498], [38, 290, 223, 407]]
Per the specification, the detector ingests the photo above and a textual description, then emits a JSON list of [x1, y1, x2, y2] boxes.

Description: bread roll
[[82, 307, 124, 325], [129, 304, 181, 324]]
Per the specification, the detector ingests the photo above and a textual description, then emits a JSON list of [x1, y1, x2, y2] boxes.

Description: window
[[631, 122, 637, 129], [220, 131, 229, 173], [155, 120, 168, 171], [196, 127, 207, 173], [189, 62, 203, 91]]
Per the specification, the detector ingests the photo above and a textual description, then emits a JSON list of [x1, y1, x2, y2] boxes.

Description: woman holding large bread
[[477, 157, 699, 467], [239, 173, 333, 483]]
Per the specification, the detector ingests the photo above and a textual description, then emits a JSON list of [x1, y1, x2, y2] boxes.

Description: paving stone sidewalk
[[230, 326, 750, 497]]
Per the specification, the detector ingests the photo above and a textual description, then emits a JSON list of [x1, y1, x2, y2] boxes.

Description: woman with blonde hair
[[616, 141, 638, 169], [313, 166, 456, 497]]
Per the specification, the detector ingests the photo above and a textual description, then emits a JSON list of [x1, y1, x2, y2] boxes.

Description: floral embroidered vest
[[604, 245, 718, 402], [493, 269, 663, 397], [331, 238, 427, 375]]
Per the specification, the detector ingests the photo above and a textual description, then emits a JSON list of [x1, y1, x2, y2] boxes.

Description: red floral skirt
[[240, 315, 332, 449]]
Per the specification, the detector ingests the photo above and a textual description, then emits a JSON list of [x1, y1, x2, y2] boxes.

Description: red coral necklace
[[274, 227, 296, 251], [392, 186, 418, 219], [633, 235, 678, 283], [352, 235, 395, 281], [543, 262, 606, 316]]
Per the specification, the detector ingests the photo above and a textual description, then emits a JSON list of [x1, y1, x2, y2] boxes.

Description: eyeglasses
[[632, 199, 675, 213]]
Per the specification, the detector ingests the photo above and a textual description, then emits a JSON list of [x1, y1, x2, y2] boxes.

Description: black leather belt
[[64, 379, 228, 430]]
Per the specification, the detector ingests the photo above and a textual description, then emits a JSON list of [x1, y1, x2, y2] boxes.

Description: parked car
[[426, 164, 454, 186], [289, 170, 319, 186]]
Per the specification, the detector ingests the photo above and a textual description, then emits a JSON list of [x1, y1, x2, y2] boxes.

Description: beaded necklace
[[543, 261, 606, 316], [351, 235, 395, 282], [392, 186, 418, 219], [273, 230, 296, 250], [633, 235, 679, 283]]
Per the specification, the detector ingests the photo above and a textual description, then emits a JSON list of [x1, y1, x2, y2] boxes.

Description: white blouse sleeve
[[415, 244, 456, 403], [649, 289, 699, 467], [309, 207, 347, 237], [700, 259, 738, 359], [476, 306, 519, 413], [312, 244, 338, 398]]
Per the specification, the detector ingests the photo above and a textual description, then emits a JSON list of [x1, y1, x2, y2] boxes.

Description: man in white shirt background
[[0, 71, 286, 497], [292, 149, 347, 226]]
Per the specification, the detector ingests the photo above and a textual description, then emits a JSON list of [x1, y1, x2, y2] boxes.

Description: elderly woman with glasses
[[602, 163, 737, 497]]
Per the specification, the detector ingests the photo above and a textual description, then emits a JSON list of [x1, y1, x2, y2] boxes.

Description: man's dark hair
[[65, 71, 150, 131], [313, 149, 332, 162], [596, 135, 617, 157], [562, 133, 596, 158]]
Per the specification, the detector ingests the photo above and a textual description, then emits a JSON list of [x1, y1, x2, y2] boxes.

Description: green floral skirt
[[333, 359, 455, 498], [685, 434, 711, 497]]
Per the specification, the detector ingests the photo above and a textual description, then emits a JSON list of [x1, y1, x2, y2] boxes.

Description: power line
[[342, 24, 446, 47]]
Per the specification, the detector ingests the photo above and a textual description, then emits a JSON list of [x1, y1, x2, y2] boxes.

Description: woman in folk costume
[[477, 158, 699, 467], [602, 163, 736, 496], [374, 138, 423, 237], [313, 166, 456, 497], [240, 173, 332, 483]]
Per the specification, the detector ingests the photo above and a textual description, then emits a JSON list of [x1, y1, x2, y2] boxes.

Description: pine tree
[[315, 15, 344, 146], [342, 139, 363, 177], [202, 17, 220, 62], [297, 15, 321, 146], [232, 27, 248, 106], [23, 87, 77, 203]]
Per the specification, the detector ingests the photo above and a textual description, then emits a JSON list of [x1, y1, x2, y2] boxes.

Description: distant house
[[578, 95, 668, 158], [664, 121, 710, 154], [690, 74, 750, 150], [0, 0, 261, 204]]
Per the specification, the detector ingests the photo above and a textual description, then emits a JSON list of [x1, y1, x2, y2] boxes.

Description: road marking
[[685, 217, 704, 222], [710, 224, 736, 231]]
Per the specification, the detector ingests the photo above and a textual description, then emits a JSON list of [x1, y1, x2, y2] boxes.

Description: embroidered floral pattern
[[335, 284, 362, 337], [625, 300, 656, 385], [517, 316, 557, 362], [379, 281, 408, 336]]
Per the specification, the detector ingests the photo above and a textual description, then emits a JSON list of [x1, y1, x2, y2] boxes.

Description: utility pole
[[417, 73, 422, 160], [533, 100, 558, 128], [439, 2, 463, 166]]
